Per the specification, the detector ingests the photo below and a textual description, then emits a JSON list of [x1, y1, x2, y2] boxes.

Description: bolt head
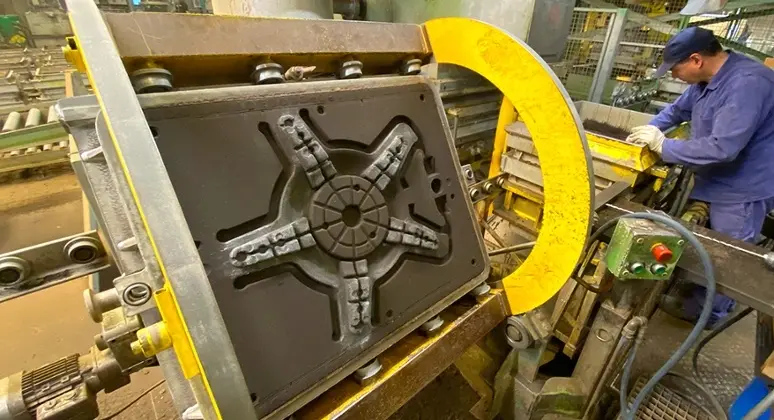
[[506, 325, 523, 341], [252, 63, 284, 85], [353, 359, 382, 385], [130, 68, 173, 94], [636, 238, 645, 244], [123, 283, 152, 306], [401, 59, 422, 75], [339, 60, 363, 79], [419, 316, 444, 336], [470, 283, 491, 297]]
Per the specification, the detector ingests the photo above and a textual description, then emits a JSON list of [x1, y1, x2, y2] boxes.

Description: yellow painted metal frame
[[425, 18, 594, 315]]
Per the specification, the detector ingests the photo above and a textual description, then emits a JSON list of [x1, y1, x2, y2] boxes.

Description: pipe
[[619, 317, 649, 415], [212, 0, 333, 18], [742, 388, 774, 420], [24, 108, 42, 127], [333, 0, 361, 19], [487, 241, 536, 257], [46, 105, 57, 123], [585, 316, 647, 416], [2, 112, 21, 132]]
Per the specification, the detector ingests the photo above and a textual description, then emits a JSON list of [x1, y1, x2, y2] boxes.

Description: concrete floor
[[634, 308, 756, 410], [0, 169, 757, 420], [0, 169, 175, 419]]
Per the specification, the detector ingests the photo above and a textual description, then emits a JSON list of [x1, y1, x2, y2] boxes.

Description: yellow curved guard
[[425, 18, 594, 315]]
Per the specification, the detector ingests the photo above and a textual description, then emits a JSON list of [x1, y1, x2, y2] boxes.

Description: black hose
[[487, 241, 536, 257]]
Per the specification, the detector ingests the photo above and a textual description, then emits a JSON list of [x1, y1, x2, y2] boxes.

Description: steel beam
[[294, 290, 508, 420], [0, 122, 67, 151], [598, 199, 774, 316], [589, 8, 628, 103], [0, 231, 109, 303], [96, 12, 431, 87], [65, 0, 256, 418]]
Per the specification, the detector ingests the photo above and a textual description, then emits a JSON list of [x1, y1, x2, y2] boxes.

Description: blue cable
[[592, 212, 716, 420]]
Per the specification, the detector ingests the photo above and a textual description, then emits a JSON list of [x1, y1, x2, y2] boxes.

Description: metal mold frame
[[64, 2, 490, 419], [65, 0, 252, 417], [61, 75, 491, 418]]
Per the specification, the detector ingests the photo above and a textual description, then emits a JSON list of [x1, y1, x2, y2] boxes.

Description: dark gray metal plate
[[136, 77, 487, 416]]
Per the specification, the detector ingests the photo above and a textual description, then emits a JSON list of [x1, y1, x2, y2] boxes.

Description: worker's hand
[[626, 125, 665, 154]]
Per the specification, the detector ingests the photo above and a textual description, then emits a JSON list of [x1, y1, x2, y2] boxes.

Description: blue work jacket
[[650, 52, 774, 203]]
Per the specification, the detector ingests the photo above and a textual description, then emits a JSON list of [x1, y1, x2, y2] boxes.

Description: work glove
[[626, 125, 665, 154]]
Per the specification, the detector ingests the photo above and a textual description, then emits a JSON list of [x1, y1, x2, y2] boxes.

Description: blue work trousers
[[684, 197, 774, 324]]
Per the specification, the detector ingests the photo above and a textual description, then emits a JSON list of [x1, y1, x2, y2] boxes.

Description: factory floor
[[633, 308, 756, 410], [0, 168, 177, 419], [0, 168, 756, 419]]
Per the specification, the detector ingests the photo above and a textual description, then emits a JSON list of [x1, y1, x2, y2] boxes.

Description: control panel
[[604, 218, 686, 280]]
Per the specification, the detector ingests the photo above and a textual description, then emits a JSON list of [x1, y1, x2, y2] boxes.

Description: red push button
[[651, 243, 673, 263]]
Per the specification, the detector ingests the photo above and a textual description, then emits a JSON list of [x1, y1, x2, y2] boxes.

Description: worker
[[627, 27, 774, 327]]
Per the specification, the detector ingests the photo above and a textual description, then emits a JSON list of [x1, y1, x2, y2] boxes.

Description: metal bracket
[[468, 174, 506, 204], [113, 269, 159, 317], [0, 230, 110, 302]]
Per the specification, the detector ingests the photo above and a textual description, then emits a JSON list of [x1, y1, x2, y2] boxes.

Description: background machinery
[[1, 1, 774, 420]]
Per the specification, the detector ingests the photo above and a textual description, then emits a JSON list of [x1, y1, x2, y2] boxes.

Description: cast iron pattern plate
[[142, 78, 487, 416]]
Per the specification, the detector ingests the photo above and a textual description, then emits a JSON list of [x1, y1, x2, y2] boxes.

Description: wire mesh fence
[[561, 5, 668, 105], [560, 8, 616, 100], [560, 2, 774, 105], [689, 8, 774, 57]]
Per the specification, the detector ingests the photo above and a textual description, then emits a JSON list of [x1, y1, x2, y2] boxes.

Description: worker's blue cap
[[655, 27, 718, 77]]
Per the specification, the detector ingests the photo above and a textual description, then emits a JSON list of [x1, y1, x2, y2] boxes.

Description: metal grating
[[623, 376, 717, 420]]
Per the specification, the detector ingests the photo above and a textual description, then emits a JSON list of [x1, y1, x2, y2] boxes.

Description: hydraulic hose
[[590, 212, 716, 420]]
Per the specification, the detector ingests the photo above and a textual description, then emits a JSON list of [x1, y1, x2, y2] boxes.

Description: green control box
[[604, 218, 686, 280]]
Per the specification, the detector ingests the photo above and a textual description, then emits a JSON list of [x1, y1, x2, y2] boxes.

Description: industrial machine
[[2, 1, 774, 420], [0, 1, 592, 418]]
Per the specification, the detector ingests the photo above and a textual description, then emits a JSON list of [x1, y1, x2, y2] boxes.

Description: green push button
[[651, 263, 667, 275], [629, 262, 646, 275]]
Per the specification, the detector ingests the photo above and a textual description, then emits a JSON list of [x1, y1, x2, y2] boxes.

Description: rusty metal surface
[[295, 290, 507, 420], [598, 199, 774, 316], [100, 13, 431, 87]]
